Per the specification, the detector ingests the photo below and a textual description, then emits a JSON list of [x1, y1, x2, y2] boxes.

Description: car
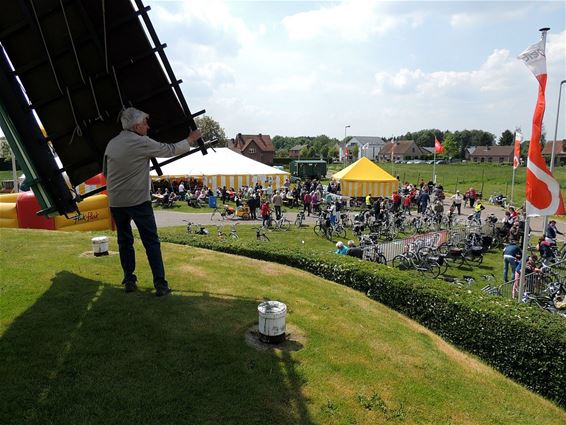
[[426, 160, 435, 164], [435, 160, 447, 164], [406, 160, 415, 164]]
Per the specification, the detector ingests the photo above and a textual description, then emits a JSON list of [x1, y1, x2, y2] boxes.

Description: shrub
[[161, 233, 566, 407]]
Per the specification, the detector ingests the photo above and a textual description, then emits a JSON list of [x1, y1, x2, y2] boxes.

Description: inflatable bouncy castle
[[0, 174, 113, 232]]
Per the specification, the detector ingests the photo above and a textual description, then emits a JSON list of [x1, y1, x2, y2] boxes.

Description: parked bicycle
[[295, 210, 305, 228], [255, 226, 270, 241], [183, 220, 208, 235], [264, 211, 291, 231], [229, 223, 239, 240]]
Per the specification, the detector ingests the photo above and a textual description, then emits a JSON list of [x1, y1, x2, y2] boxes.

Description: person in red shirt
[[261, 201, 271, 227], [402, 193, 412, 214], [303, 192, 312, 216], [391, 191, 401, 212]]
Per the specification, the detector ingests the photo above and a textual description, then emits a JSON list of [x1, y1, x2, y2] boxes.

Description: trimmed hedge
[[161, 233, 566, 408]]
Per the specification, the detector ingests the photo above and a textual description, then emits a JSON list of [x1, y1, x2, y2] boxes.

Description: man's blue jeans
[[111, 202, 167, 289], [503, 256, 517, 283]]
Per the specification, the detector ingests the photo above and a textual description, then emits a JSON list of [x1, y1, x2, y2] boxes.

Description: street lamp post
[[343, 125, 351, 162]]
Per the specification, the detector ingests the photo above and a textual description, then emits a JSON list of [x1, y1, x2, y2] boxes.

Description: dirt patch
[[245, 323, 307, 353], [399, 313, 485, 374], [176, 263, 209, 279], [79, 251, 119, 258]]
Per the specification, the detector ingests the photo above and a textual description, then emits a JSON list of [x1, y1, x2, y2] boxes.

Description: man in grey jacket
[[103, 107, 201, 296]]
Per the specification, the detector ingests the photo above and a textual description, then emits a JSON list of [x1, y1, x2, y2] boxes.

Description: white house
[[339, 136, 385, 161]]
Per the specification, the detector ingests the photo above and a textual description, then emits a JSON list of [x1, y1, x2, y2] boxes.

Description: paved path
[[153, 210, 319, 227]]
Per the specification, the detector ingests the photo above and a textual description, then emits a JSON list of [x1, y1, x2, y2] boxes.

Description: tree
[[328, 145, 339, 160], [350, 145, 359, 159], [499, 130, 514, 146], [0, 137, 12, 163], [194, 116, 227, 147], [441, 132, 459, 159]]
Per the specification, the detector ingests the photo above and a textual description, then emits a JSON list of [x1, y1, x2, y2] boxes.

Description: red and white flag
[[434, 136, 444, 154], [513, 131, 523, 169], [518, 37, 565, 216]]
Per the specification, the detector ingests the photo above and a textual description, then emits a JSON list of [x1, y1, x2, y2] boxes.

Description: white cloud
[[173, 61, 235, 97], [450, 13, 478, 29], [152, 0, 255, 55], [372, 46, 532, 99], [282, 0, 424, 42]]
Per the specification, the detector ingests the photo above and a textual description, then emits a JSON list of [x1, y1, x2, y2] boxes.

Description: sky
[[143, 0, 565, 142]]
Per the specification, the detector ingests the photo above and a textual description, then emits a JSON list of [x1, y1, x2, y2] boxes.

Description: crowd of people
[[152, 172, 564, 290]]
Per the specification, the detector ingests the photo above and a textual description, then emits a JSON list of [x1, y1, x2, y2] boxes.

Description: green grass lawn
[[1, 228, 565, 424]]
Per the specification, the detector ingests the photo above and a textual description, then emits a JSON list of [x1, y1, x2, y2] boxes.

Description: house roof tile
[[469, 145, 514, 156]]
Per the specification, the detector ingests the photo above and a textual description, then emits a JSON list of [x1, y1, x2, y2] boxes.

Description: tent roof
[[332, 157, 397, 182], [150, 148, 290, 177]]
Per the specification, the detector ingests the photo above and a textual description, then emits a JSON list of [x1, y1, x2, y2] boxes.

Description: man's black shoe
[[156, 286, 172, 297], [124, 281, 137, 293]]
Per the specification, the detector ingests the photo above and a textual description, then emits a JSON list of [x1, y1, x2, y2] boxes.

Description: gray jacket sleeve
[[141, 136, 191, 158]]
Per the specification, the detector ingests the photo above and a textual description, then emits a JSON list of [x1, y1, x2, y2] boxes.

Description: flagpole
[[511, 130, 517, 206], [517, 215, 530, 302], [542, 79, 566, 233], [511, 166, 516, 206], [433, 148, 436, 183], [518, 27, 550, 303]]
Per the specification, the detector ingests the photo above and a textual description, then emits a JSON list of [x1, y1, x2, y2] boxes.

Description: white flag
[[517, 39, 546, 78]]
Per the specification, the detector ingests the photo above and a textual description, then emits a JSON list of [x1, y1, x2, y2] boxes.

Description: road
[[153, 202, 551, 235]]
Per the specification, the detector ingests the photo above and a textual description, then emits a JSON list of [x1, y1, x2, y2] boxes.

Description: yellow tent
[[332, 157, 398, 197]]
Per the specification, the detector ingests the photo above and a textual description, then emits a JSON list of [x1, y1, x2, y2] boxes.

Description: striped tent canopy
[[150, 148, 290, 190], [332, 157, 398, 198]]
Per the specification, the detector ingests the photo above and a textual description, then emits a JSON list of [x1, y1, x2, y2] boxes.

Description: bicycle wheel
[[334, 225, 346, 239], [376, 254, 387, 266], [392, 255, 411, 270], [324, 227, 334, 240], [314, 224, 323, 237], [280, 219, 291, 231], [295, 217, 303, 228], [419, 261, 441, 279]]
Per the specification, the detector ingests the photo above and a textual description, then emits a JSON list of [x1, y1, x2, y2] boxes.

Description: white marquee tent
[[150, 148, 290, 190]]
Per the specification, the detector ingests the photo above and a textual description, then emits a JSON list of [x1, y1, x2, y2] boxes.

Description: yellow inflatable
[[0, 192, 113, 231]]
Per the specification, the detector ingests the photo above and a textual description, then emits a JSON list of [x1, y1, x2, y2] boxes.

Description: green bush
[[161, 233, 566, 407]]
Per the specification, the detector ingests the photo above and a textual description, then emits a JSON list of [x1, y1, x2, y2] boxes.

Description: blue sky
[[147, 0, 565, 141]]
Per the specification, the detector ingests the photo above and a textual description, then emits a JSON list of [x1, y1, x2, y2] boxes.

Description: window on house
[[249, 147, 256, 154], [412, 148, 415, 153]]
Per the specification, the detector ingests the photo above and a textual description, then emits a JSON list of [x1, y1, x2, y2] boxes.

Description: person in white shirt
[[451, 190, 463, 215]]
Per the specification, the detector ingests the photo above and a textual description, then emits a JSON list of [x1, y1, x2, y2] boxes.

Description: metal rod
[[132, 0, 207, 155], [542, 79, 565, 233]]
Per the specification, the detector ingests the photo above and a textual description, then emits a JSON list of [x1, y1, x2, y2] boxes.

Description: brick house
[[228, 133, 274, 165], [377, 140, 427, 162], [542, 140, 566, 166], [288, 144, 306, 159], [469, 145, 514, 164]]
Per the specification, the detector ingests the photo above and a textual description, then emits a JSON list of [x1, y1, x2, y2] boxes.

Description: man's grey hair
[[119, 107, 148, 130]]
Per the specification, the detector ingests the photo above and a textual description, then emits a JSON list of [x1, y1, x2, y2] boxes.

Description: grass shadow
[[0, 271, 312, 425]]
